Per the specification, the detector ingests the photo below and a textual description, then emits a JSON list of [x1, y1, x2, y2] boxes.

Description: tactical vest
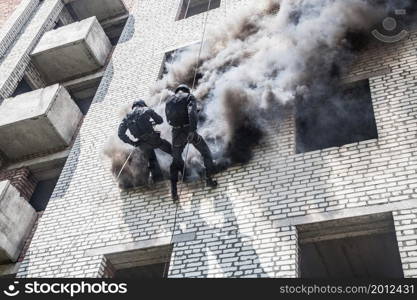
[[165, 94, 190, 127]]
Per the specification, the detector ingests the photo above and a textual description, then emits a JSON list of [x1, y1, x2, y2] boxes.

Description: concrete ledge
[[100, 14, 129, 30], [6, 149, 70, 181], [297, 212, 394, 244], [30, 17, 112, 84], [0, 181, 37, 263], [85, 232, 196, 257], [65, 0, 128, 22], [0, 262, 20, 277], [100, 13, 129, 42], [342, 66, 392, 85], [0, 84, 82, 161], [273, 199, 417, 228], [63, 70, 104, 101]]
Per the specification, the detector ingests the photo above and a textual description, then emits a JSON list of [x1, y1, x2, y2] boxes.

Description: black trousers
[[139, 132, 172, 181], [170, 127, 215, 183]]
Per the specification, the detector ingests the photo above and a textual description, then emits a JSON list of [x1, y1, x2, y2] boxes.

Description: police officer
[[166, 84, 217, 202], [118, 100, 172, 182]]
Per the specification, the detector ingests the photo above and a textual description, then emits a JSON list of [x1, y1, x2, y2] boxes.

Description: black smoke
[[106, 0, 413, 188]]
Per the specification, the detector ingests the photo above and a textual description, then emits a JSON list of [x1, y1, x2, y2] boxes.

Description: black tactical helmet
[[132, 100, 147, 109], [175, 84, 191, 94]]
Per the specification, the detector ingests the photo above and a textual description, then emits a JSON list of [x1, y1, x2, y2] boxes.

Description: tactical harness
[[165, 94, 192, 128]]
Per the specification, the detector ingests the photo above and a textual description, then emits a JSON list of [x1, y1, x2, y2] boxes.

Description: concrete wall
[[0, 180, 37, 263], [30, 17, 112, 84], [0, 0, 131, 187], [0, 84, 82, 161], [0, 0, 131, 100], [15, 0, 417, 278], [0, 0, 134, 276], [64, 0, 128, 22]]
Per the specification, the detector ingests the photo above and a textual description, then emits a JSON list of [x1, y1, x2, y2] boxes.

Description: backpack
[[165, 94, 190, 127], [126, 107, 152, 137]]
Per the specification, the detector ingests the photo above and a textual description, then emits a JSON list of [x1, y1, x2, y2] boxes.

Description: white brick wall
[[0, 0, 38, 58], [15, 0, 417, 278], [394, 208, 417, 278]]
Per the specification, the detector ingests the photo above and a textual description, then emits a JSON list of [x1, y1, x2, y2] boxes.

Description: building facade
[[0, 0, 416, 278]]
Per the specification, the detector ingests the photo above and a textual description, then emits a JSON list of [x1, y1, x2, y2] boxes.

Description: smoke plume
[[105, 0, 413, 189]]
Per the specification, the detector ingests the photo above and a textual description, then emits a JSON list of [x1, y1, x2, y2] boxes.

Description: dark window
[[12, 77, 33, 97], [114, 263, 168, 279], [177, 0, 221, 20], [298, 213, 404, 279], [159, 44, 201, 80], [159, 49, 182, 79], [74, 98, 94, 115], [53, 19, 64, 29], [29, 178, 59, 212], [296, 80, 378, 153], [102, 16, 130, 45], [66, 75, 103, 115], [105, 245, 173, 279]]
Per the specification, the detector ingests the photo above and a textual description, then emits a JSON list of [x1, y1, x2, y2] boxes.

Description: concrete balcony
[[30, 16, 112, 84], [0, 181, 37, 263], [0, 84, 82, 161], [63, 0, 128, 22]]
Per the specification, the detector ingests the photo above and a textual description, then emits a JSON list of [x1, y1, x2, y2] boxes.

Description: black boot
[[149, 152, 164, 183], [206, 177, 218, 188], [171, 181, 179, 203], [179, 168, 191, 183], [151, 172, 164, 183]]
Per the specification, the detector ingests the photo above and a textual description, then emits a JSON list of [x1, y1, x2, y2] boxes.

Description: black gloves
[[133, 140, 142, 147], [187, 131, 197, 142]]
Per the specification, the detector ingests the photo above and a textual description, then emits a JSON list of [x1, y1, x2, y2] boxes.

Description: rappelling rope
[[55, 143, 136, 276], [162, 142, 189, 278], [59, 0, 216, 278], [191, 2, 211, 91], [116, 149, 135, 180], [59, 0, 213, 278], [162, 0, 213, 278]]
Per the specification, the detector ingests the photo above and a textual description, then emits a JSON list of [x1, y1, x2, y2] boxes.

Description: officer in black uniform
[[165, 84, 217, 202], [118, 100, 172, 182]]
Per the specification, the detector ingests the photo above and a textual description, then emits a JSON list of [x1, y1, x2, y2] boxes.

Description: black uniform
[[118, 107, 172, 181], [166, 92, 215, 184]]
